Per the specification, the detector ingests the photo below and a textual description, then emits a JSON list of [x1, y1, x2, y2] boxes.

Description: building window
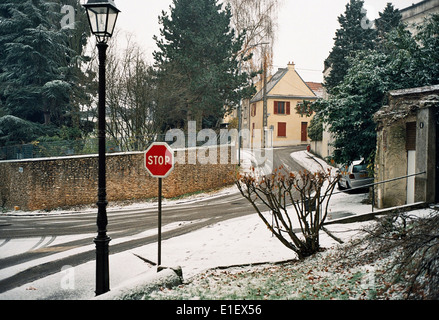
[[277, 102, 285, 114], [278, 122, 287, 137], [274, 101, 291, 115], [251, 103, 257, 117]]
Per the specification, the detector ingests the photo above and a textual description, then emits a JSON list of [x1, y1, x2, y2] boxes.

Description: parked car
[[338, 159, 374, 191]]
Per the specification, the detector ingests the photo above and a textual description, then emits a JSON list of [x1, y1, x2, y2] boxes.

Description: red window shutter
[[274, 101, 278, 114], [278, 122, 287, 137], [286, 102, 291, 115]]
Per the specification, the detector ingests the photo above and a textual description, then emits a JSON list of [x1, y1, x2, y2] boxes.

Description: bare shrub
[[235, 167, 340, 260]]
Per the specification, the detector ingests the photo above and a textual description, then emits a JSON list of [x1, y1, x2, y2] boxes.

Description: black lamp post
[[83, 0, 120, 296]]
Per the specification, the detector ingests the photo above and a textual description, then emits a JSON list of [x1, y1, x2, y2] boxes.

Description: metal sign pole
[[158, 177, 162, 270], [143, 143, 174, 272]]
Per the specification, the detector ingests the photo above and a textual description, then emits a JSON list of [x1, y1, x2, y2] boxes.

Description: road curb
[[324, 202, 429, 225], [92, 267, 183, 300]]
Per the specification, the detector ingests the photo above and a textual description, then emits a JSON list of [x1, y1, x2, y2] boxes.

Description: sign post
[[158, 177, 162, 266], [144, 142, 174, 270]]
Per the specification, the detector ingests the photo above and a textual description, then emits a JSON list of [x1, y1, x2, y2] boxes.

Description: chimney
[[287, 61, 295, 70]]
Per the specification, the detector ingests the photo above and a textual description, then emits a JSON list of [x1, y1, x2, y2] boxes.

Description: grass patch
[[135, 245, 387, 300]]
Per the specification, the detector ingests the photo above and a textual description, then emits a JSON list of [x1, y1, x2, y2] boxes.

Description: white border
[[144, 142, 175, 178]]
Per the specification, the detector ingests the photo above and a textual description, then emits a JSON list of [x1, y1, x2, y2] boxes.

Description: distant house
[[249, 62, 317, 147], [306, 82, 324, 98]]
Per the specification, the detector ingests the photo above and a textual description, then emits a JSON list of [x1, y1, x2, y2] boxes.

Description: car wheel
[[338, 181, 347, 190]]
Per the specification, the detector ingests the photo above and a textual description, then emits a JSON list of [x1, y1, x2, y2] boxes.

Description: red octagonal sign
[[144, 142, 174, 178]]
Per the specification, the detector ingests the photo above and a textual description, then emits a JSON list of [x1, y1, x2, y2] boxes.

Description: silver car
[[338, 159, 374, 190]]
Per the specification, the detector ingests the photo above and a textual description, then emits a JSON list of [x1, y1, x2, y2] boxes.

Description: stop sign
[[144, 142, 174, 178]]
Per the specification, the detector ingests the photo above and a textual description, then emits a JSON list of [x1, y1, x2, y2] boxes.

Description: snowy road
[[0, 188, 256, 294], [0, 146, 308, 296], [0, 148, 378, 300]]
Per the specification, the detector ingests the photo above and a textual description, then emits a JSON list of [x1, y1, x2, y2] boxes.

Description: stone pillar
[[416, 100, 438, 204]]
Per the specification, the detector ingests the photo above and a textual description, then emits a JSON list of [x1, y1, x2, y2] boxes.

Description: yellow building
[[249, 62, 317, 147]]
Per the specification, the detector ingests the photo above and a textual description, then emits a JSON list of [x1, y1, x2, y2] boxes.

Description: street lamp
[[83, 0, 120, 296], [83, 0, 120, 43]]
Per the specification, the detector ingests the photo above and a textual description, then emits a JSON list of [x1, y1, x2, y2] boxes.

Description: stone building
[[401, 0, 439, 34], [374, 85, 439, 209]]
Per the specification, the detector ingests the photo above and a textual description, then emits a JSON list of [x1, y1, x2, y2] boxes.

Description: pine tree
[[416, 14, 439, 86], [153, 0, 253, 130], [0, 0, 69, 124], [324, 0, 377, 94], [0, 0, 92, 144], [55, 0, 94, 135], [375, 2, 402, 38], [316, 20, 426, 165]]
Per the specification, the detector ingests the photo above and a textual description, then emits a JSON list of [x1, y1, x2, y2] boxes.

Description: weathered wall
[[375, 117, 414, 208], [374, 85, 439, 209], [0, 146, 237, 211], [401, 0, 439, 34]]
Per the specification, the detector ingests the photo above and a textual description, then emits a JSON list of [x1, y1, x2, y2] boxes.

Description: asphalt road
[[0, 146, 306, 294]]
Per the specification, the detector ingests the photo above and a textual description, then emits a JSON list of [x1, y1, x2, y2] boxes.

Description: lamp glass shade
[[84, 1, 120, 42]]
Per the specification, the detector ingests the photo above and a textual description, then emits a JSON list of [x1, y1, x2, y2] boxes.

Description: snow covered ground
[[0, 150, 421, 300]]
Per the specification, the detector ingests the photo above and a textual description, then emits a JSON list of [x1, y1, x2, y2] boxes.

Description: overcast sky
[[102, 0, 420, 83]]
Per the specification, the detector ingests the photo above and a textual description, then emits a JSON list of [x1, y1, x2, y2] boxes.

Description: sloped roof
[[306, 82, 324, 98], [374, 84, 439, 126], [250, 68, 288, 103], [250, 67, 317, 103]]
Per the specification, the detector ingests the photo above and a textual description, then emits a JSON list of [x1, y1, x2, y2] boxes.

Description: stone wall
[[0, 146, 237, 211]]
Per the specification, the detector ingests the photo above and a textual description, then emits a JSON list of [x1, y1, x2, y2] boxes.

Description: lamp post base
[[94, 235, 111, 296]]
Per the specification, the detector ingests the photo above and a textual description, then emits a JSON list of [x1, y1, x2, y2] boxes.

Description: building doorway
[[301, 122, 308, 142]]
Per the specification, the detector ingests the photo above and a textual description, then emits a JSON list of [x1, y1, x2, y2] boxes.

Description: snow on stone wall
[[0, 147, 236, 211]]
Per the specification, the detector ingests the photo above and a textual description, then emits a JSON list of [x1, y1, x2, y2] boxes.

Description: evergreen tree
[[0, 0, 91, 146], [375, 2, 403, 38], [1, 0, 69, 123], [153, 0, 253, 130], [415, 14, 439, 85], [55, 0, 94, 135], [0, 115, 49, 146], [324, 0, 377, 94], [315, 21, 429, 165]]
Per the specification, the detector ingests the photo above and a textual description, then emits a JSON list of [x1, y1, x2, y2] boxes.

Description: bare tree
[[236, 167, 340, 259], [105, 34, 157, 151], [227, 0, 282, 74]]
